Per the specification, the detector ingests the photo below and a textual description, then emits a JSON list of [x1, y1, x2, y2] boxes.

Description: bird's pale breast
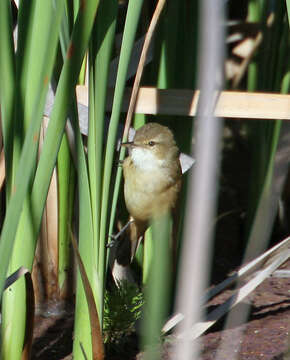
[[123, 156, 181, 222]]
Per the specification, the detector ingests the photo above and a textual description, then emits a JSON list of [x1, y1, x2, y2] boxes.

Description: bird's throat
[[131, 147, 165, 171]]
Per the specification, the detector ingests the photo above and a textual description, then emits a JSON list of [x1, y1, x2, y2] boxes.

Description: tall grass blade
[[142, 214, 171, 360], [100, 0, 144, 267], [1, 2, 65, 358], [0, 0, 15, 193], [57, 134, 75, 298], [71, 231, 104, 360], [87, 0, 118, 307], [72, 106, 97, 359]]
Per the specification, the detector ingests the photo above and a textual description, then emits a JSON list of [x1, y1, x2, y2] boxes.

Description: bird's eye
[[148, 141, 155, 146]]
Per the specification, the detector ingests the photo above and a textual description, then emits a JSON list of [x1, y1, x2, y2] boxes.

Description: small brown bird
[[117, 122, 182, 265]]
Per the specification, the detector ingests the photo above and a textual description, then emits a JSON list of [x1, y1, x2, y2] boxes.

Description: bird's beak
[[121, 141, 134, 147]]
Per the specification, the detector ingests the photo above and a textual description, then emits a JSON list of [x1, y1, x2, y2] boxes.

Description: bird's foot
[[106, 219, 134, 248]]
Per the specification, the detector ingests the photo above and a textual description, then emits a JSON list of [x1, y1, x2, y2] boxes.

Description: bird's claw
[[106, 219, 134, 249], [106, 232, 122, 248], [106, 240, 117, 248]]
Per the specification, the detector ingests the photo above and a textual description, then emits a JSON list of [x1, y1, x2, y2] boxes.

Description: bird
[[116, 122, 182, 265]]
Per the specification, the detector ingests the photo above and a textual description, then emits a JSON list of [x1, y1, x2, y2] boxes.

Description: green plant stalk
[[0, 0, 15, 195], [11, 0, 38, 199], [287, 0, 290, 25], [88, 65, 97, 249], [135, 241, 144, 268], [245, 2, 288, 238], [107, 144, 125, 247], [86, 0, 117, 317], [1, 206, 36, 360], [245, 47, 290, 259], [260, 4, 284, 92], [57, 133, 75, 295], [142, 214, 171, 360], [257, 3, 284, 170], [247, 0, 261, 92], [29, 0, 100, 267], [73, 0, 80, 21], [25, 1, 105, 356], [131, 114, 152, 283], [245, 0, 268, 235], [157, 43, 167, 89], [0, 0, 62, 268], [78, 53, 87, 84], [248, 0, 262, 22], [13, 0, 36, 134], [244, 122, 282, 258], [59, 5, 71, 58], [27, 2, 101, 357], [244, 11, 290, 286], [63, 0, 72, 34], [100, 0, 144, 272], [95, 1, 118, 289], [132, 114, 149, 278], [72, 106, 100, 359], [133, 113, 146, 130], [3, 6, 53, 350], [0, 1, 99, 358], [56, 0, 77, 300], [275, 14, 290, 91], [156, 1, 180, 89], [143, 227, 153, 285], [264, 6, 286, 163], [0, 2, 65, 359]]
